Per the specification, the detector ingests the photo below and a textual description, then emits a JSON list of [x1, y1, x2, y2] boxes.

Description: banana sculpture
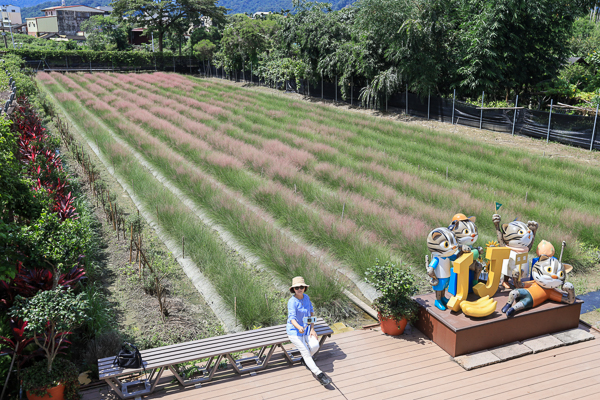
[[460, 295, 497, 318]]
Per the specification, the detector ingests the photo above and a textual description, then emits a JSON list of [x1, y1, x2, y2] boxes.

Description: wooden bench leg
[[103, 367, 165, 399], [227, 344, 278, 374], [169, 355, 223, 386], [312, 334, 331, 359]]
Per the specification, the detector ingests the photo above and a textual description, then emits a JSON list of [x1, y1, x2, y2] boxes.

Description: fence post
[[321, 71, 323, 99], [452, 89, 456, 124], [251, 62, 253, 84], [65, 56, 68, 70], [480, 91, 485, 129], [335, 75, 338, 102], [546, 99, 553, 143], [351, 76, 353, 106], [512, 95, 519, 136], [428, 89, 430, 120], [591, 104, 599, 151], [406, 84, 408, 115], [173, 57, 175, 72]]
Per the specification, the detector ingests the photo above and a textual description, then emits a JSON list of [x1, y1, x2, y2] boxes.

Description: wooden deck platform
[[82, 324, 600, 400]]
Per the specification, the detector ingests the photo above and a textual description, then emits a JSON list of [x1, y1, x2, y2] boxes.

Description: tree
[[10, 287, 89, 374], [457, 0, 593, 100], [355, 0, 461, 99], [111, 0, 227, 52], [81, 15, 130, 51], [217, 14, 279, 71], [194, 39, 216, 61]]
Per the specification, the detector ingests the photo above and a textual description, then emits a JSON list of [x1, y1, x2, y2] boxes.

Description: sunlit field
[[39, 71, 600, 327]]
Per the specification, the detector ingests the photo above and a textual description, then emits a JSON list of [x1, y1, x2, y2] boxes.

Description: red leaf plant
[[0, 258, 86, 311]]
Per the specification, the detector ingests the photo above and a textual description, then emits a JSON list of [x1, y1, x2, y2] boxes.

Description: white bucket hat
[[289, 276, 310, 293]]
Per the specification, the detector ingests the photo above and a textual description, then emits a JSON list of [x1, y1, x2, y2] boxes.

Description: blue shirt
[[286, 294, 313, 336]]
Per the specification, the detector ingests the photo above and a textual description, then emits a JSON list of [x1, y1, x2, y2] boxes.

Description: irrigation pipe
[[42, 85, 241, 333]]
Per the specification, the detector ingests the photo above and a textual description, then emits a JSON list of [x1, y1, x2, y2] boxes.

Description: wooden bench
[[98, 318, 333, 399]]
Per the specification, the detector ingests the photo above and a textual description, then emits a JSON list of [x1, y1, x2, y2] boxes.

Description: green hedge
[[1, 53, 37, 97], [9, 48, 185, 66]]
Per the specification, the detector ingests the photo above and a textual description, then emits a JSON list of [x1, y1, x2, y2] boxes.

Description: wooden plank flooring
[[82, 324, 600, 400]]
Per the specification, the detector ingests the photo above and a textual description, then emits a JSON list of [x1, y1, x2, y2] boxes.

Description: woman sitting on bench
[[287, 276, 332, 386]]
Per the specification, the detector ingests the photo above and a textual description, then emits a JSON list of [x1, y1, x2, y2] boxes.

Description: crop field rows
[[38, 72, 600, 329]]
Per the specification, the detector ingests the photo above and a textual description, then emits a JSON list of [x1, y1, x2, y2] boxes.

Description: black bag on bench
[[113, 342, 144, 369]]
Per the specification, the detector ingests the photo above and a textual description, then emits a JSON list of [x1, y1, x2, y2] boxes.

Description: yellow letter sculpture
[[473, 247, 511, 298], [446, 252, 473, 312]]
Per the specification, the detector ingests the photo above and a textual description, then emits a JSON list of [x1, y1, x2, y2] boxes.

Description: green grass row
[[46, 72, 346, 307], [41, 75, 284, 329], [165, 76, 600, 265], [85, 72, 411, 278], [124, 74, 598, 266]]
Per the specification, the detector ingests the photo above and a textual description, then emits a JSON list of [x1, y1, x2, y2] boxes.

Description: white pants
[[288, 334, 322, 375]]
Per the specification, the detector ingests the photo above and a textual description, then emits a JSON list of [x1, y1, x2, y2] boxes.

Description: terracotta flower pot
[[26, 383, 64, 400], [378, 314, 408, 336]]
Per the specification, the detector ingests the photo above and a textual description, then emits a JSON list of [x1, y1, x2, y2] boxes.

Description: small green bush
[[365, 259, 419, 323]]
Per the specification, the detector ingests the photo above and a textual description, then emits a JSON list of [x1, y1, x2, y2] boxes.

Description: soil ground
[[55, 120, 224, 351]]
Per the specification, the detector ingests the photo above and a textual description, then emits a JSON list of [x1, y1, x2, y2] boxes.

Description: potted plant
[[9, 286, 88, 400], [365, 259, 419, 335]]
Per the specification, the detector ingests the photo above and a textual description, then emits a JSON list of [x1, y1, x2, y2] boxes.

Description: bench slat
[[98, 319, 327, 364], [99, 326, 331, 370], [98, 322, 331, 367], [99, 320, 332, 378]]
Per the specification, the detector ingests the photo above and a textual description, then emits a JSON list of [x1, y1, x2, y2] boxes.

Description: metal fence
[[24, 55, 600, 152]]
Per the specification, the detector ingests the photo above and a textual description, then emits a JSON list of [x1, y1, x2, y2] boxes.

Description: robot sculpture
[[492, 214, 538, 289], [426, 227, 458, 311], [448, 213, 484, 296], [502, 254, 575, 317]]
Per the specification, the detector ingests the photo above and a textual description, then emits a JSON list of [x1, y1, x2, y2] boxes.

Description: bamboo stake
[[139, 234, 142, 277], [129, 223, 133, 263], [1, 342, 18, 400]]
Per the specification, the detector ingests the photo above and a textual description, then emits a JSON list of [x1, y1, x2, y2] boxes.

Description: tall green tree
[[81, 15, 130, 51], [457, 0, 593, 99], [111, 0, 227, 52], [218, 14, 279, 71]]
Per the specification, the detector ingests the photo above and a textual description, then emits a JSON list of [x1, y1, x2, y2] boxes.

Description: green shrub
[[365, 259, 419, 323], [20, 358, 80, 400]]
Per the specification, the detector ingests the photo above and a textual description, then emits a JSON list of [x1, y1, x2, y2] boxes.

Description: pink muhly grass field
[[86, 83, 108, 95], [55, 92, 77, 102]]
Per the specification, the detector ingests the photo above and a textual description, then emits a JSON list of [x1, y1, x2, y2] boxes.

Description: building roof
[[25, 16, 56, 20], [567, 56, 589, 66], [41, 5, 105, 13]]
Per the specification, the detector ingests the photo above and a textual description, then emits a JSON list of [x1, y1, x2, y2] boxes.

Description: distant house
[[1, 4, 21, 26], [26, 5, 105, 37], [130, 27, 150, 46]]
